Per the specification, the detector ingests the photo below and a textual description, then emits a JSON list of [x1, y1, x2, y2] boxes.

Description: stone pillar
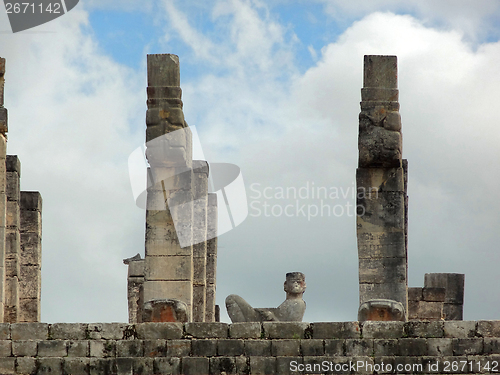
[[0, 58, 7, 322], [123, 255, 144, 324], [192, 161, 208, 322], [356, 55, 407, 320], [205, 193, 218, 322], [4, 155, 20, 323], [143, 54, 194, 321], [19, 192, 42, 322], [424, 273, 465, 320]]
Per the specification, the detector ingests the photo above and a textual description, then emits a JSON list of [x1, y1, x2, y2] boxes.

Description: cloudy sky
[[0, 0, 499, 323]]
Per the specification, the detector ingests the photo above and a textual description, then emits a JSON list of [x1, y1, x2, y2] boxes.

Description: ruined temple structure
[[123, 54, 219, 324], [356, 55, 465, 322], [0, 58, 43, 323]]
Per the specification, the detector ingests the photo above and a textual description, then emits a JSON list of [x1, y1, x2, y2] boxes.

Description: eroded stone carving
[[357, 299, 405, 322], [225, 272, 306, 322]]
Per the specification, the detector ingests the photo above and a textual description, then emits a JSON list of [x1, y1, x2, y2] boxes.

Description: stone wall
[[0, 321, 497, 374]]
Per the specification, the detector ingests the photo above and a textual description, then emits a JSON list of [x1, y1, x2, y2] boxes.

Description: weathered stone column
[[143, 54, 194, 321], [0, 57, 7, 322], [123, 255, 144, 324], [192, 161, 208, 322], [205, 193, 218, 322], [19, 191, 42, 322], [5, 155, 20, 322], [356, 55, 408, 321]]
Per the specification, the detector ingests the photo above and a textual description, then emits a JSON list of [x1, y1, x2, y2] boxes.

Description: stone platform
[[0, 321, 497, 374]]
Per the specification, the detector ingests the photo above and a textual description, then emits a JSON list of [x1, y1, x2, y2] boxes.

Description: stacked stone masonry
[[0, 58, 42, 323], [0, 321, 495, 374], [356, 55, 408, 318], [130, 54, 218, 323]]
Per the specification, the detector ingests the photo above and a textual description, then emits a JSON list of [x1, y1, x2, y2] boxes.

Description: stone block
[[20, 233, 42, 264], [312, 322, 360, 339], [89, 340, 116, 358], [356, 191, 405, 230], [373, 339, 399, 356], [6, 173, 19, 202], [324, 339, 343, 356], [181, 357, 209, 375], [87, 323, 129, 340], [16, 357, 36, 375], [443, 303, 463, 320], [166, 339, 190, 357], [358, 258, 406, 284], [6, 202, 19, 228], [411, 301, 443, 320], [356, 167, 404, 192], [20, 191, 42, 212], [0, 108, 6, 134], [404, 321, 443, 338], [249, 356, 276, 374], [18, 298, 40, 322], [398, 338, 428, 356], [424, 273, 465, 304], [143, 339, 166, 357], [12, 340, 37, 357], [210, 357, 237, 375], [116, 340, 143, 357], [345, 339, 374, 356], [357, 232, 406, 260], [363, 55, 398, 89], [50, 323, 87, 340], [484, 338, 500, 354], [427, 338, 453, 356], [135, 322, 183, 339], [5, 155, 20, 174], [127, 260, 144, 277], [37, 357, 63, 375], [0, 358, 14, 374], [192, 257, 206, 283], [0, 324, 9, 340], [422, 287, 446, 302], [301, 339, 324, 356], [145, 255, 191, 281], [185, 322, 228, 338], [147, 54, 180, 87], [154, 357, 180, 375], [262, 322, 309, 339], [408, 287, 422, 301], [19, 265, 40, 299], [477, 320, 500, 337], [11, 322, 48, 340], [444, 321, 476, 338], [359, 283, 407, 306], [452, 338, 484, 355], [0, 340, 10, 357], [276, 357, 303, 375], [361, 87, 399, 102], [143, 280, 192, 305], [89, 358, 116, 375], [67, 340, 89, 357], [244, 340, 271, 356], [63, 358, 89, 375], [218, 339, 244, 356], [38, 340, 67, 357], [271, 339, 300, 356], [191, 339, 216, 356], [229, 322, 261, 338], [362, 321, 404, 339]]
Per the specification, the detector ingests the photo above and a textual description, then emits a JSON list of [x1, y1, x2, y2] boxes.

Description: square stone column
[[19, 191, 42, 322], [4, 155, 20, 322], [205, 193, 218, 322], [192, 161, 208, 322], [356, 56, 408, 320], [143, 54, 194, 321]]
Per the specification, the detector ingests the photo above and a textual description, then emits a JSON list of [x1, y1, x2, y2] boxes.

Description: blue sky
[[1, 0, 500, 323]]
